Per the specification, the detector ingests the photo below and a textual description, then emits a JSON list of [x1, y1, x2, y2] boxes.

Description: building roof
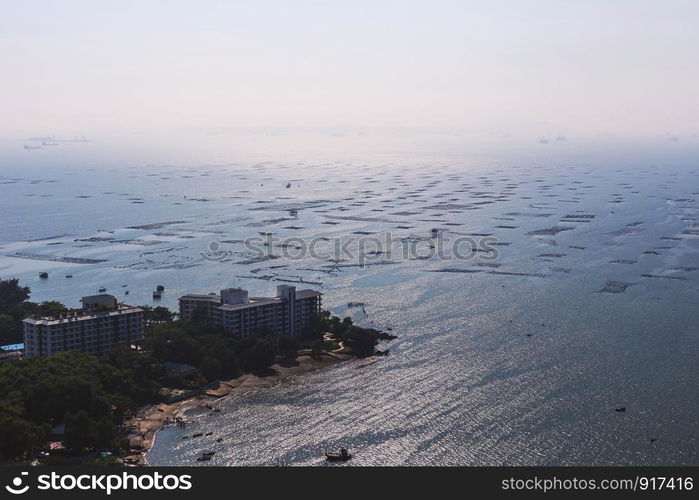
[[22, 305, 143, 326], [180, 287, 321, 314], [0, 351, 22, 362], [80, 294, 116, 302], [0, 343, 24, 351], [296, 289, 323, 299], [218, 297, 281, 312], [178, 294, 222, 303]]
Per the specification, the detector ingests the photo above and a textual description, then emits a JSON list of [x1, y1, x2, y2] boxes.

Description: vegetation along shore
[[0, 278, 396, 466]]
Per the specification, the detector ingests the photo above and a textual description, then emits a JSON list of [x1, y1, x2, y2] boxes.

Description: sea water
[[1, 143, 697, 465]]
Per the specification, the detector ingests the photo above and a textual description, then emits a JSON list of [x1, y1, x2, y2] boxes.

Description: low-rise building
[[22, 294, 144, 358], [0, 349, 22, 364], [179, 285, 322, 337]]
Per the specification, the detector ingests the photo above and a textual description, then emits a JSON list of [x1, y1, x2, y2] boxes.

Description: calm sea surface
[[1, 149, 697, 465]]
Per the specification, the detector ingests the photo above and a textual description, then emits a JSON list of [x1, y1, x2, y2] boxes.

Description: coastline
[[121, 351, 353, 466]]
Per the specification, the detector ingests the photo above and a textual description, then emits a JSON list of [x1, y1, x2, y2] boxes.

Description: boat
[[325, 448, 352, 462], [153, 291, 162, 299], [65, 274, 73, 278], [39, 272, 48, 279], [196, 451, 216, 462], [156, 285, 165, 292], [98, 287, 106, 292]]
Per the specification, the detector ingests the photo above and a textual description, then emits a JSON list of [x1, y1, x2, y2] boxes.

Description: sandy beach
[[121, 351, 353, 466]]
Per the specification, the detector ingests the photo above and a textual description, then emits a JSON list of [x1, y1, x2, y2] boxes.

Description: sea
[[1, 136, 697, 465]]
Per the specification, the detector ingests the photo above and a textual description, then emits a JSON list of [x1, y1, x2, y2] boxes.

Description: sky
[[1, 0, 698, 154]]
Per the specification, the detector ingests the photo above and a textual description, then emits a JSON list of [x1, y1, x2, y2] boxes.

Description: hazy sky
[[2, 0, 698, 142]]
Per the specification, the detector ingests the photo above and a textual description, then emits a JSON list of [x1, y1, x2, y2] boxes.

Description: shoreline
[[121, 351, 353, 466]]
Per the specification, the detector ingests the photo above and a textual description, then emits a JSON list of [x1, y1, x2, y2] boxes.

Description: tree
[[37, 301, 67, 317], [145, 324, 202, 365], [63, 410, 94, 451], [0, 348, 166, 459], [106, 393, 137, 422], [278, 335, 300, 359], [0, 415, 44, 460], [141, 306, 176, 325], [0, 313, 21, 345], [200, 357, 222, 381], [343, 327, 378, 357], [242, 338, 277, 372], [0, 279, 30, 309], [64, 410, 115, 452], [311, 339, 326, 357]]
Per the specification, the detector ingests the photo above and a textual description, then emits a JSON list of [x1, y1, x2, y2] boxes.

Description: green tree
[[64, 410, 115, 452], [0, 278, 30, 309], [63, 410, 94, 451], [311, 339, 326, 357], [343, 327, 378, 357], [0, 415, 44, 460], [37, 301, 67, 317], [141, 305, 176, 325], [106, 393, 137, 422], [200, 357, 222, 381], [278, 335, 300, 359], [0, 313, 21, 345], [242, 338, 277, 372], [145, 324, 202, 365]]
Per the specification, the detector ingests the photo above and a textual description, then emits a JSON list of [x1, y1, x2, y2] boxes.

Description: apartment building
[[22, 294, 144, 357], [178, 285, 322, 337]]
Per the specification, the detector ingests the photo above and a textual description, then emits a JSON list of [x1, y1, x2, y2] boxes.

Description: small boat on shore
[[325, 448, 352, 462], [39, 272, 48, 279], [197, 451, 216, 462]]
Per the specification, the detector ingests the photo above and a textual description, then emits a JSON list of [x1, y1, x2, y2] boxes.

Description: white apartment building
[[22, 294, 144, 358], [179, 285, 322, 337]]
